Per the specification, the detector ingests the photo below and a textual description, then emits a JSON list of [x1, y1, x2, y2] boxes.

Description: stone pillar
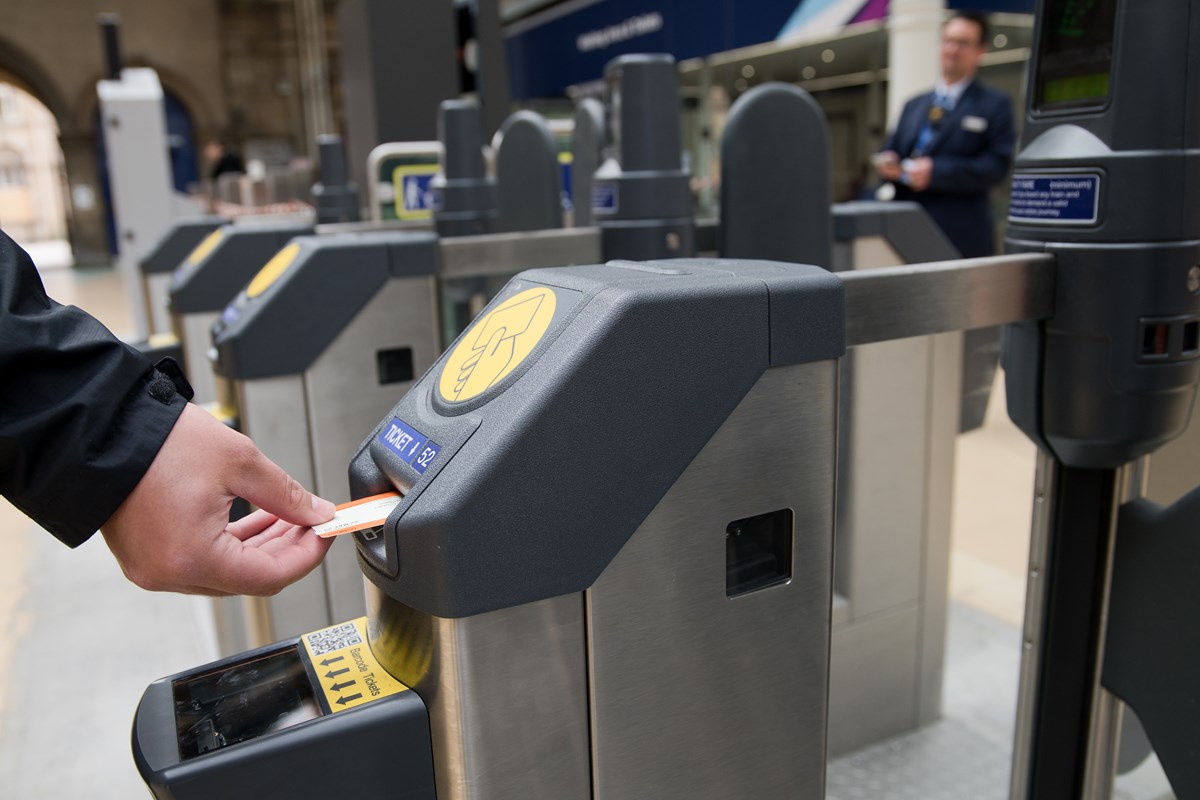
[[295, 0, 335, 162], [887, 0, 945, 130]]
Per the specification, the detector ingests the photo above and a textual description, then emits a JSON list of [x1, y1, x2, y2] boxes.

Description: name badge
[[962, 115, 988, 133]]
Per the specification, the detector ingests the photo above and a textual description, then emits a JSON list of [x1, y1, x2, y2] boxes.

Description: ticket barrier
[[590, 54, 695, 261], [195, 66, 977, 759], [135, 1, 1200, 797], [133, 252, 1056, 799], [175, 101, 574, 656], [199, 197, 963, 752], [206, 225, 602, 656], [137, 215, 228, 337], [714, 78, 974, 754], [168, 220, 316, 405]]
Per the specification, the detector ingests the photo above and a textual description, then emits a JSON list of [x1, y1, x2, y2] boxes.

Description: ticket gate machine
[[208, 231, 442, 652], [311, 134, 359, 225], [138, 215, 227, 336], [134, 251, 1054, 799], [169, 220, 316, 404], [134, 4, 1200, 796], [1002, 0, 1200, 796], [207, 225, 602, 654], [592, 54, 695, 260]]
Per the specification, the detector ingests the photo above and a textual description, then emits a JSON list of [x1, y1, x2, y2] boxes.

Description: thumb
[[227, 445, 336, 526]]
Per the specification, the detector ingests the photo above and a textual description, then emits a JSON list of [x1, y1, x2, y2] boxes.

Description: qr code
[[306, 622, 363, 656]]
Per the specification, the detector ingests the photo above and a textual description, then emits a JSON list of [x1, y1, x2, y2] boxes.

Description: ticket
[[312, 492, 402, 538]]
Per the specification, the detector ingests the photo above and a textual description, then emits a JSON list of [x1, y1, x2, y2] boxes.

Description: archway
[[0, 75, 70, 264]]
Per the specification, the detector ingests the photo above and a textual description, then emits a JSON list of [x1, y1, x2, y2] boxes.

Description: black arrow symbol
[[319, 656, 345, 667], [330, 680, 357, 693], [336, 693, 363, 705], [325, 667, 350, 679]]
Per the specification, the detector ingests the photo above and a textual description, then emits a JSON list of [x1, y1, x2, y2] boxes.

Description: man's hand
[[101, 403, 336, 596], [905, 156, 934, 191], [874, 150, 903, 182]]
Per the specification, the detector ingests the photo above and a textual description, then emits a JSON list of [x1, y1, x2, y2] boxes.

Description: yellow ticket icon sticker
[[301, 617, 409, 713], [246, 242, 301, 299], [186, 228, 225, 266], [438, 286, 557, 403]]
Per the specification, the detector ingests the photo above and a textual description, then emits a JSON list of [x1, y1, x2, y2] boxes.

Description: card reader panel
[[134, 619, 435, 800]]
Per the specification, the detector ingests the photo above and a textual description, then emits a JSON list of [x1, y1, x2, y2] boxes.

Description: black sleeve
[[0, 229, 187, 547]]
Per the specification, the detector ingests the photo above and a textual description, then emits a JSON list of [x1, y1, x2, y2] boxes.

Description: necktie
[[912, 92, 950, 157]]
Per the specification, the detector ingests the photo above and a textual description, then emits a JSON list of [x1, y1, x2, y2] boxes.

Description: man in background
[[875, 10, 1015, 259], [203, 138, 245, 181]]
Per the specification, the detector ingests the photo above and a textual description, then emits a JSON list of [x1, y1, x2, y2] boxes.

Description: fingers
[[210, 528, 334, 596], [223, 439, 336, 527], [225, 507, 281, 541]]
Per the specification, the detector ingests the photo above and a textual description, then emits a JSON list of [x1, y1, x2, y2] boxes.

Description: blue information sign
[[378, 418, 442, 474], [592, 183, 618, 214], [1009, 173, 1101, 225], [400, 173, 436, 214]]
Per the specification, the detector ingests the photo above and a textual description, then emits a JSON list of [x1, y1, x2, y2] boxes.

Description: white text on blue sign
[[1009, 173, 1100, 225], [592, 184, 618, 214], [379, 418, 442, 474]]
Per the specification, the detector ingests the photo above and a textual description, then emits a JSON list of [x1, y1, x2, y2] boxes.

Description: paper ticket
[[312, 492, 402, 538]]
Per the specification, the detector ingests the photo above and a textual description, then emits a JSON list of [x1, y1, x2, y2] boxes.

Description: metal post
[[1009, 455, 1149, 799]]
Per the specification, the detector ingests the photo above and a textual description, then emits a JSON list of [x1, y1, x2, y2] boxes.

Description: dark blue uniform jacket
[[883, 79, 1016, 258]]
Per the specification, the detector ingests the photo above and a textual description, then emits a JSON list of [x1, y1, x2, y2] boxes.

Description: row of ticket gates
[[140, 55, 973, 758], [131, 2, 1199, 796]]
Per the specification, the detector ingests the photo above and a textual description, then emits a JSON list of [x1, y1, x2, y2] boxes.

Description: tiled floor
[[0, 240, 1179, 798]]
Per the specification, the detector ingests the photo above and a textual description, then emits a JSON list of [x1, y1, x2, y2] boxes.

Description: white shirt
[[934, 77, 973, 109]]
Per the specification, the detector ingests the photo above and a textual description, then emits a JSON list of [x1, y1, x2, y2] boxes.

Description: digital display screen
[[173, 646, 322, 760], [1034, 0, 1119, 111]]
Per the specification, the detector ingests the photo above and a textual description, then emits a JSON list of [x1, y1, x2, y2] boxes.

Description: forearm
[[0, 231, 185, 546]]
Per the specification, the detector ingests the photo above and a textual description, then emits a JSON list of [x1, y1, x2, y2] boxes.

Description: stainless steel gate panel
[[177, 310, 220, 405], [369, 589, 593, 800], [303, 274, 441, 626], [587, 362, 836, 799]]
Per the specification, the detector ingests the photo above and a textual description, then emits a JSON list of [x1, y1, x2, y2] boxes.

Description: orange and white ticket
[[312, 492, 402, 538]]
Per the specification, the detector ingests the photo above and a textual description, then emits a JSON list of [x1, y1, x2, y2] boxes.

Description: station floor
[[0, 246, 1177, 798]]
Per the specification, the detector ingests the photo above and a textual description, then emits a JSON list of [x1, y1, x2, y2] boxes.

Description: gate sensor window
[[173, 646, 321, 760], [726, 509, 793, 597], [377, 347, 415, 385]]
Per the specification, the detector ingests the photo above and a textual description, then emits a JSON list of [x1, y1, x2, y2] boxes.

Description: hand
[[905, 157, 934, 191], [874, 151, 903, 182], [101, 403, 336, 596]]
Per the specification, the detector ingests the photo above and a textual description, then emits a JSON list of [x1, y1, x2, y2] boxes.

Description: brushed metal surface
[[234, 375, 329, 644], [842, 253, 1056, 346], [304, 274, 442, 624], [369, 588, 592, 800], [176, 311, 220, 405], [1009, 451, 1056, 800], [587, 362, 836, 799], [828, 235, 960, 753], [144, 272, 173, 334], [917, 330, 962, 727], [438, 227, 602, 278], [828, 605, 921, 756], [303, 275, 440, 501], [837, 336, 932, 617]]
